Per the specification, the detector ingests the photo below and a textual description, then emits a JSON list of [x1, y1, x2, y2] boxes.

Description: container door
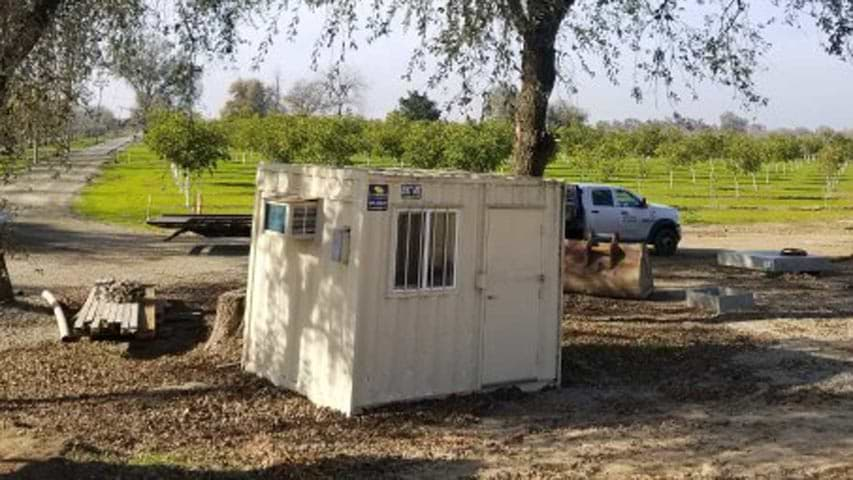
[[482, 208, 542, 387]]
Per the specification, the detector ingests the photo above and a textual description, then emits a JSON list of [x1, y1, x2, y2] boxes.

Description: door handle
[[620, 211, 628, 215], [486, 295, 497, 300], [591, 210, 600, 214]]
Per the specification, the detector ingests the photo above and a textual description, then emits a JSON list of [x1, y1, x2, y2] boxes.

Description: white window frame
[[390, 208, 460, 294]]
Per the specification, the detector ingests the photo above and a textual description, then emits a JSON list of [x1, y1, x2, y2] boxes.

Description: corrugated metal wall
[[353, 178, 485, 407], [244, 166, 367, 413], [352, 176, 563, 409], [244, 166, 563, 414]]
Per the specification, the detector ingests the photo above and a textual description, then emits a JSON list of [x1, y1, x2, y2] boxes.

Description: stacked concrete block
[[686, 287, 754, 315], [717, 250, 833, 274]]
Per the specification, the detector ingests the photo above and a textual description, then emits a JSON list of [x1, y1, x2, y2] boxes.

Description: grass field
[[75, 144, 853, 227], [74, 145, 263, 227]]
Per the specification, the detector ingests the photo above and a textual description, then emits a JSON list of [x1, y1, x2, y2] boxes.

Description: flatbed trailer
[[146, 214, 253, 241]]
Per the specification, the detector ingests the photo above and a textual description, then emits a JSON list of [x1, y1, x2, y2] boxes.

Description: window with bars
[[394, 210, 458, 291], [289, 203, 318, 236]]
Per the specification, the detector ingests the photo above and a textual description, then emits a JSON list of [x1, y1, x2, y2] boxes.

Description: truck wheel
[[653, 228, 678, 257]]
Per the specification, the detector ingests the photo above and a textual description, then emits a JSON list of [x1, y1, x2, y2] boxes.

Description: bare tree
[[323, 67, 366, 116], [282, 68, 366, 116], [283, 78, 332, 115]]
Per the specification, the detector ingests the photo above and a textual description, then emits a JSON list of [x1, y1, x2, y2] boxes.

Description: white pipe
[[41, 290, 72, 342]]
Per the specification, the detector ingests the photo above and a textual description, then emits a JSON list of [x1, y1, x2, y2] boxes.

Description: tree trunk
[[0, 76, 8, 119], [32, 136, 40, 165], [184, 172, 191, 209], [511, 15, 566, 177], [205, 290, 245, 352], [751, 173, 758, 191], [0, 252, 15, 303], [0, 0, 65, 103]]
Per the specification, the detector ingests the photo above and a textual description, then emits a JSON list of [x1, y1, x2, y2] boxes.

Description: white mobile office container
[[242, 164, 564, 415]]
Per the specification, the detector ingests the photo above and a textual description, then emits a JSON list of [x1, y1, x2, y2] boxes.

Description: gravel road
[[0, 138, 248, 293]]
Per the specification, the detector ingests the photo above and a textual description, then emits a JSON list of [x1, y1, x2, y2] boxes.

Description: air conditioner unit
[[264, 198, 319, 239]]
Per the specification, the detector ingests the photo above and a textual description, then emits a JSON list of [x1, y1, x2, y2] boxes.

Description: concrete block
[[717, 250, 834, 274], [686, 287, 754, 315]]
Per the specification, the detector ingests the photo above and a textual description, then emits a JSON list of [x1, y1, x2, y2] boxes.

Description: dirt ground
[[2, 142, 853, 478], [0, 223, 850, 479]]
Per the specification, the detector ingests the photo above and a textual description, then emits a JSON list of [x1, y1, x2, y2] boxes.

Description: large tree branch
[[0, 0, 64, 104], [2, 0, 64, 68], [504, 0, 529, 32]]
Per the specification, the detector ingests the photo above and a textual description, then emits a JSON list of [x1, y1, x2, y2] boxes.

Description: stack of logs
[[73, 279, 156, 338]]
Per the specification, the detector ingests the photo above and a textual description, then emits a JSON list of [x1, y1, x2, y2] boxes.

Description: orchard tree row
[[557, 121, 853, 197], [143, 105, 852, 205], [220, 113, 514, 173]]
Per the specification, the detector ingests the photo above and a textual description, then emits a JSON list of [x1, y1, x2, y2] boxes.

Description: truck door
[[587, 187, 619, 237], [614, 188, 650, 241]]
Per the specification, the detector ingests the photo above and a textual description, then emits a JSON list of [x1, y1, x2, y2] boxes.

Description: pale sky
[[101, 6, 853, 130]]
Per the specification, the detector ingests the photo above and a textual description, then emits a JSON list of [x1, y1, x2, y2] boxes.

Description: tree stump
[[205, 289, 246, 352], [0, 252, 15, 302]]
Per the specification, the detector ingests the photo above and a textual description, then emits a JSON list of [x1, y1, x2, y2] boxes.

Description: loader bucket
[[563, 238, 654, 299]]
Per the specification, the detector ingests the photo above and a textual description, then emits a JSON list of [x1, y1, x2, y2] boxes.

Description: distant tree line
[[146, 70, 853, 205], [219, 68, 366, 119], [148, 74, 853, 194]]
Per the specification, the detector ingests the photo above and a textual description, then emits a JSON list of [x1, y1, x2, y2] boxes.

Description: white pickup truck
[[564, 183, 682, 256]]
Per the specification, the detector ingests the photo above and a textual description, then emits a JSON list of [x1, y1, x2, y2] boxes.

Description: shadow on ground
[[10, 221, 160, 256], [2, 455, 480, 480], [188, 244, 250, 257]]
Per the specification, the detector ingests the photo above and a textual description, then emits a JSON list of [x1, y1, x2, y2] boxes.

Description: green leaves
[[442, 120, 513, 172], [219, 114, 514, 172], [817, 136, 852, 179], [723, 133, 763, 175], [145, 110, 229, 174], [401, 121, 447, 169]]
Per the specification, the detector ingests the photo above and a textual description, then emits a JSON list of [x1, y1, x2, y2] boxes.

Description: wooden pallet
[[73, 287, 157, 339]]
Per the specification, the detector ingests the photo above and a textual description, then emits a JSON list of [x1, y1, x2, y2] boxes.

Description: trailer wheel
[[653, 228, 679, 257]]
